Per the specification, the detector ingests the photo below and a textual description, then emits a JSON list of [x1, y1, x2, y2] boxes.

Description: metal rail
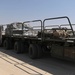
[[43, 16, 74, 41], [60, 24, 75, 27], [23, 20, 42, 39]]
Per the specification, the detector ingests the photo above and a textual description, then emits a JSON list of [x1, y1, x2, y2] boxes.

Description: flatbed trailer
[[0, 16, 75, 62]]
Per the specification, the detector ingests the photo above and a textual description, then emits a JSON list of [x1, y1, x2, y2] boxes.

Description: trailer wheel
[[37, 45, 43, 58], [21, 43, 25, 53], [21, 43, 29, 53], [14, 42, 21, 53], [3, 40, 10, 50], [29, 44, 38, 59]]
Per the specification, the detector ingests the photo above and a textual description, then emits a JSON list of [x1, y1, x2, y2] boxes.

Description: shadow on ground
[[0, 47, 75, 75]]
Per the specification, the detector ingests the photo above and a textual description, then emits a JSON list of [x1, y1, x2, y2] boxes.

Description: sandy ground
[[0, 48, 75, 75]]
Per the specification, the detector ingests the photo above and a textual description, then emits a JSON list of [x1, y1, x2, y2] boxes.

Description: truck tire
[[21, 43, 25, 53], [37, 45, 43, 58], [21, 43, 28, 53], [3, 40, 10, 50], [29, 44, 38, 59], [14, 41, 21, 53]]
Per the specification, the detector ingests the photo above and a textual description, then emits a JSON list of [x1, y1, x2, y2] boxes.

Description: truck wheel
[[21, 43, 25, 53], [37, 45, 43, 58], [21, 43, 28, 53], [3, 40, 10, 50], [14, 42, 21, 53], [29, 44, 38, 59]]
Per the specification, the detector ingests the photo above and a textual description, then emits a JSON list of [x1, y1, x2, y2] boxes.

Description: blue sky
[[0, 0, 75, 24]]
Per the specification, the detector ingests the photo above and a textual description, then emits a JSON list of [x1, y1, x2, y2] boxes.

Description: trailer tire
[[14, 41, 21, 53], [37, 45, 43, 58], [21, 43, 28, 53], [29, 44, 38, 59], [3, 40, 10, 50], [20, 43, 25, 53]]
